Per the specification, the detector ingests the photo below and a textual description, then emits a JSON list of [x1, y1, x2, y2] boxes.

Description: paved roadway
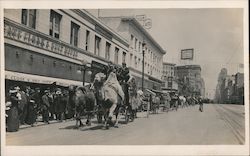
[[6, 104, 245, 145]]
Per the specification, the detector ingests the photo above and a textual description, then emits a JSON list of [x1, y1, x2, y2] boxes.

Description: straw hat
[[14, 86, 20, 91]]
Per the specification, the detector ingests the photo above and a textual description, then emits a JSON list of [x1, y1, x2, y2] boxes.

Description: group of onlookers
[[5, 85, 75, 132]]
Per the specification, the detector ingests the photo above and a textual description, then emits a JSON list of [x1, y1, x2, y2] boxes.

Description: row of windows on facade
[[21, 9, 161, 75], [15, 51, 83, 72], [130, 34, 160, 65], [130, 53, 161, 75], [21, 9, 127, 65]]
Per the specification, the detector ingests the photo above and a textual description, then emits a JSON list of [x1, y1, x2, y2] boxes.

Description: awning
[[5, 70, 86, 87], [151, 89, 163, 94], [144, 89, 156, 96]]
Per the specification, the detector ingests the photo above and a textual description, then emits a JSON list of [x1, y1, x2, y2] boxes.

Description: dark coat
[[6, 93, 20, 132], [54, 95, 65, 113], [25, 94, 36, 125], [42, 94, 50, 111]]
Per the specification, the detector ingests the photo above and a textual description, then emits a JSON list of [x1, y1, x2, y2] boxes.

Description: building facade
[[100, 16, 166, 90], [161, 62, 178, 92], [4, 9, 129, 89], [176, 65, 205, 96], [218, 72, 244, 104]]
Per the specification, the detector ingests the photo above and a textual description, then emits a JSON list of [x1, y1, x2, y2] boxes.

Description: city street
[[6, 104, 245, 145]]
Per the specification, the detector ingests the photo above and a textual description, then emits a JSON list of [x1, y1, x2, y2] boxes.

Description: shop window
[[94, 36, 101, 56], [21, 9, 36, 29], [105, 42, 111, 60], [50, 10, 62, 39], [114, 47, 119, 64], [70, 22, 80, 47], [85, 30, 90, 51]]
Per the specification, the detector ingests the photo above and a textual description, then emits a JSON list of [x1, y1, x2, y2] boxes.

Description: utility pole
[[142, 40, 146, 91]]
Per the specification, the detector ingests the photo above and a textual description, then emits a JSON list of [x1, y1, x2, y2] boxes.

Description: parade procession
[[4, 9, 207, 132], [5, 61, 205, 132], [3, 7, 246, 149]]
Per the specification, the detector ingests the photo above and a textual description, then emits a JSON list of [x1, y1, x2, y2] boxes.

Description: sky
[[88, 9, 244, 99]]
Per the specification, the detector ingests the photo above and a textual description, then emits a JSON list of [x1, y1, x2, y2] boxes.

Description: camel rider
[[120, 63, 130, 106], [102, 61, 114, 78]]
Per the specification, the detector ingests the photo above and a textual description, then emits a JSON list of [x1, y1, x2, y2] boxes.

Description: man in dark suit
[[41, 90, 50, 124]]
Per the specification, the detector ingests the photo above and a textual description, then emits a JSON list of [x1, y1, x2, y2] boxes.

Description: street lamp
[[77, 62, 91, 86], [142, 40, 146, 91]]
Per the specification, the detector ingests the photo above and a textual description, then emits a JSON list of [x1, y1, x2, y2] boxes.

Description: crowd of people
[[5, 85, 75, 132]]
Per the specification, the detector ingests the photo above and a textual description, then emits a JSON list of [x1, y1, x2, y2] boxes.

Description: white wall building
[[100, 16, 166, 90], [4, 9, 129, 86]]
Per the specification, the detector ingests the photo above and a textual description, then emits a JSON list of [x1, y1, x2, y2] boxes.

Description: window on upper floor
[[130, 35, 134, 47], [122, 52, 126, 64], [94, 36, 101, 56], [85, 30, 90, 51], [114, 47, 119, 64], [135, 38, 138, 51], [134, 56, 137, 68], [105, 42, 111, 60], [139, 41, 141, 53], [49, 10, 62, 39], [70, 22, 80, 47], [130, 54, 133, 66], [21, 9, 36, 29]]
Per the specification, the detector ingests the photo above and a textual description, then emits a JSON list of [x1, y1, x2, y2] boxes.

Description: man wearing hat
[[6, 87, 21, 132], [18, 86, 28, 125], [41, 90, 50, 124]]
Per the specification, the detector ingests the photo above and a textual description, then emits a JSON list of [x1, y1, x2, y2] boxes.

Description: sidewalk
[[19, 112, 149, 130], [19, 116, 75, 130]]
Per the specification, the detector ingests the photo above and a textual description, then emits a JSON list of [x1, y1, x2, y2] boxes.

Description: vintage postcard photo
[[1, 1, 249, 156]]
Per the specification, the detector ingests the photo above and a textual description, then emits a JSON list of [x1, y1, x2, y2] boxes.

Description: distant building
[[176, 65, 205, 96], [99, 16, 166, 90], [162, 62, 178, 92], [215, 69, 244, 104]]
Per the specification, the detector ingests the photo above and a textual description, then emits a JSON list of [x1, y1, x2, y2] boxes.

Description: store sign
[[4, 22, 78, 59], [181, 49, 194, 60]]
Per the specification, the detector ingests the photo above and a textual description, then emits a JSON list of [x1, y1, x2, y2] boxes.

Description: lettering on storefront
[[4, 23, 78, 59]]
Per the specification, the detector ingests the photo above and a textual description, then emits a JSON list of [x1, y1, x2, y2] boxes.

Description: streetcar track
[[219, 104, 245, 118], [217, 107, 244, 130], [215, 107, 244, 145], [214, 104, 245, 144], [217, 107, 245, 140]]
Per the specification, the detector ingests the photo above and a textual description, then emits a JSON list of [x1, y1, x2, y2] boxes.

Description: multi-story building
[[99, 16, 166, 90], [4, 9, 129, 89], [176, 65, 205, 96], [162, 62, 178, 92], [219, 72, 244, 104]]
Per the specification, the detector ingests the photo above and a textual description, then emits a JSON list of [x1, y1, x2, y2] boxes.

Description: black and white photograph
[[1, 1, 249, 156]]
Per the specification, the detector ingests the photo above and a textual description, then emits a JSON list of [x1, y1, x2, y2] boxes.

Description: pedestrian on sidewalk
[[198, 96, 203, 112], [6, 87, 22, 132], [18, 86, 28, 125], [26, 89, 36, 127], [41, 90, 50, 124]]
